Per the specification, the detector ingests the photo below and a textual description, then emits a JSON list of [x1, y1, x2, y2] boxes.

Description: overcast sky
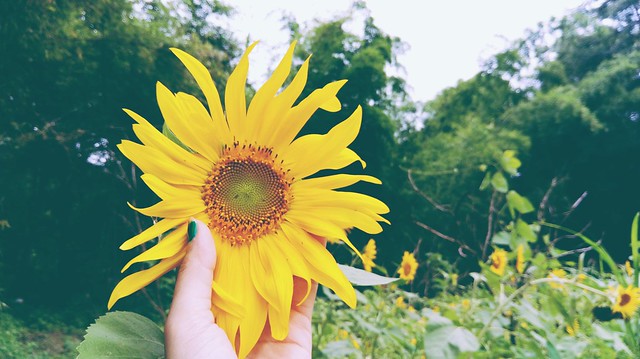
[[222, 0, 586, 102]]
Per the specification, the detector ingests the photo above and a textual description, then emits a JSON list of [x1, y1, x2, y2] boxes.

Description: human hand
[[164, 219, 318, 359]]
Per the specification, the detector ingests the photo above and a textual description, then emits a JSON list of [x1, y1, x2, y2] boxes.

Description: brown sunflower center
[[403, 263, 412, 275], [202, 143, 291, 245], [620, 293, 631, 306], [492, 257, 502, 269]]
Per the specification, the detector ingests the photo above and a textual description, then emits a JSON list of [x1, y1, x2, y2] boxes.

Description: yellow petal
[[175, 92, 224, 159], [128, 199, 205, 218], [282, 106, 362, 179], [327, 148, 367, 170], [140, 174, 200, 201], [249, 236, 293, 316], [292, 187, 390, 214], [249, 238, 293, 340], [212, 306, 240, 352], [284, 209, 364, 261], [118, 140, 207, 186], [270, 79, 347, 150], [120, 218, 185, 250], [125, 109, 211, 171], [298, 174, 381, 189], [284, 209, 347, 240], [247, 41, 296, 142], [108, 248, 186, 309], [225, 42, 258, 142], [169, 48, 228, 137], [271, 232, 312, 305], [212, 280, 246, 319], [258, 56, 311, 145], [156, 82, 220, 162], [297, 207, 383, 234], [280, 222, 356, 308], [120, 223, 188, 273], [214, 242, 267, 359], [320, 95, 341, 112]]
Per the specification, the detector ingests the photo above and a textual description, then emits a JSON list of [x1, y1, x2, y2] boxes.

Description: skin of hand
[[164, 219, 318, 359]]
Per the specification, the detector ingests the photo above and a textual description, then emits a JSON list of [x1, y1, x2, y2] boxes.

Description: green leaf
[[162, 123, 191, 152], [337, 264, 399, 286], [479, 171, 492, 190], [546, 339, 561, 359], [499, 150, 521, 175], [447, 327, 480, 352], [423, 325, 479, 359], [490, 172, 508, 193], [516, 219, 537, 243], [491, 231, 511, 245], [77, 311, 164, 359], [506, 190, 535, 215]]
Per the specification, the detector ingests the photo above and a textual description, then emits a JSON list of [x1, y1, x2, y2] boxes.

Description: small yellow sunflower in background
[[548, 268, 567, 289], [362, 238, 377, 272], [612, 285, 640, 318], [516, 244, 525, 274], [395, 296, 407, 309], [489, 248, 507, 276], [108, 42, 389, 358], [565, 318, 580, 336], [398, 251, 418, 281], [626, 260, 634, 276]]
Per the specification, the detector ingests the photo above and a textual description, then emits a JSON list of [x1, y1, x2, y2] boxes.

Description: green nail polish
[[188, 220, 198, 241]]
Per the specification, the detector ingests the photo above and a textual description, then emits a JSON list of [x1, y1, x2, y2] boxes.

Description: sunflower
[[398, 251, 418, 281], [489, 248, 507, 276], [107, 42, 389, 358], [516, 244, 525, 274], [626, 260, 634, 277], [612, 285, 640, 318], [362, 238, 377, 272]]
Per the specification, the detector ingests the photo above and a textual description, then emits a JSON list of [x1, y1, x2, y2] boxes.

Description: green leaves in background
[[76, 311, 164, 359], [423, 310, 480, 359], [506, 190, 534, 217]]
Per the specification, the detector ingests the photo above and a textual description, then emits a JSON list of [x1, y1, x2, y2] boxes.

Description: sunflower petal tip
[[119, 242, 133, 251]]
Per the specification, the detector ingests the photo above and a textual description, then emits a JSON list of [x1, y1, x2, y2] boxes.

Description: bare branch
[[407, 169, 452, 214], [537, 177, 559, 222], [415, 221, 476, 255], [482, 191, 497, 260], [561, 191, 588, 223]]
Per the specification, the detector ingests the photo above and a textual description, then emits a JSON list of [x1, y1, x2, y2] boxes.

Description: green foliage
[[77, 311, 164, 359], [0, 312, 82, 359]]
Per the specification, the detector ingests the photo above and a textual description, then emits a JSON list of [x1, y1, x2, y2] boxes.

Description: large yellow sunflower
[[107, 42, 389, 358]]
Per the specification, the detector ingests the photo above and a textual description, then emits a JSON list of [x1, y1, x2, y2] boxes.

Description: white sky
[[223, 0, 586, 102]]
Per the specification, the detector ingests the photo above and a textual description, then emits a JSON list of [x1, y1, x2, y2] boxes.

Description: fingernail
[[188, 219, 198, 241]]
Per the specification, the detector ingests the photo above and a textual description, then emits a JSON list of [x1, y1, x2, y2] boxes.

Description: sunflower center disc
[[202, 144, 291, 245], [620, 293, 631, 306]]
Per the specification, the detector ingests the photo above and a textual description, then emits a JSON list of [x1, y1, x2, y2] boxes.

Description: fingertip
[[188, 218, 217, 270]]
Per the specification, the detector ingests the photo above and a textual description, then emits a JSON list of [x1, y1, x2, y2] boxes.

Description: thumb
[[170, 218, 216, 315]]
